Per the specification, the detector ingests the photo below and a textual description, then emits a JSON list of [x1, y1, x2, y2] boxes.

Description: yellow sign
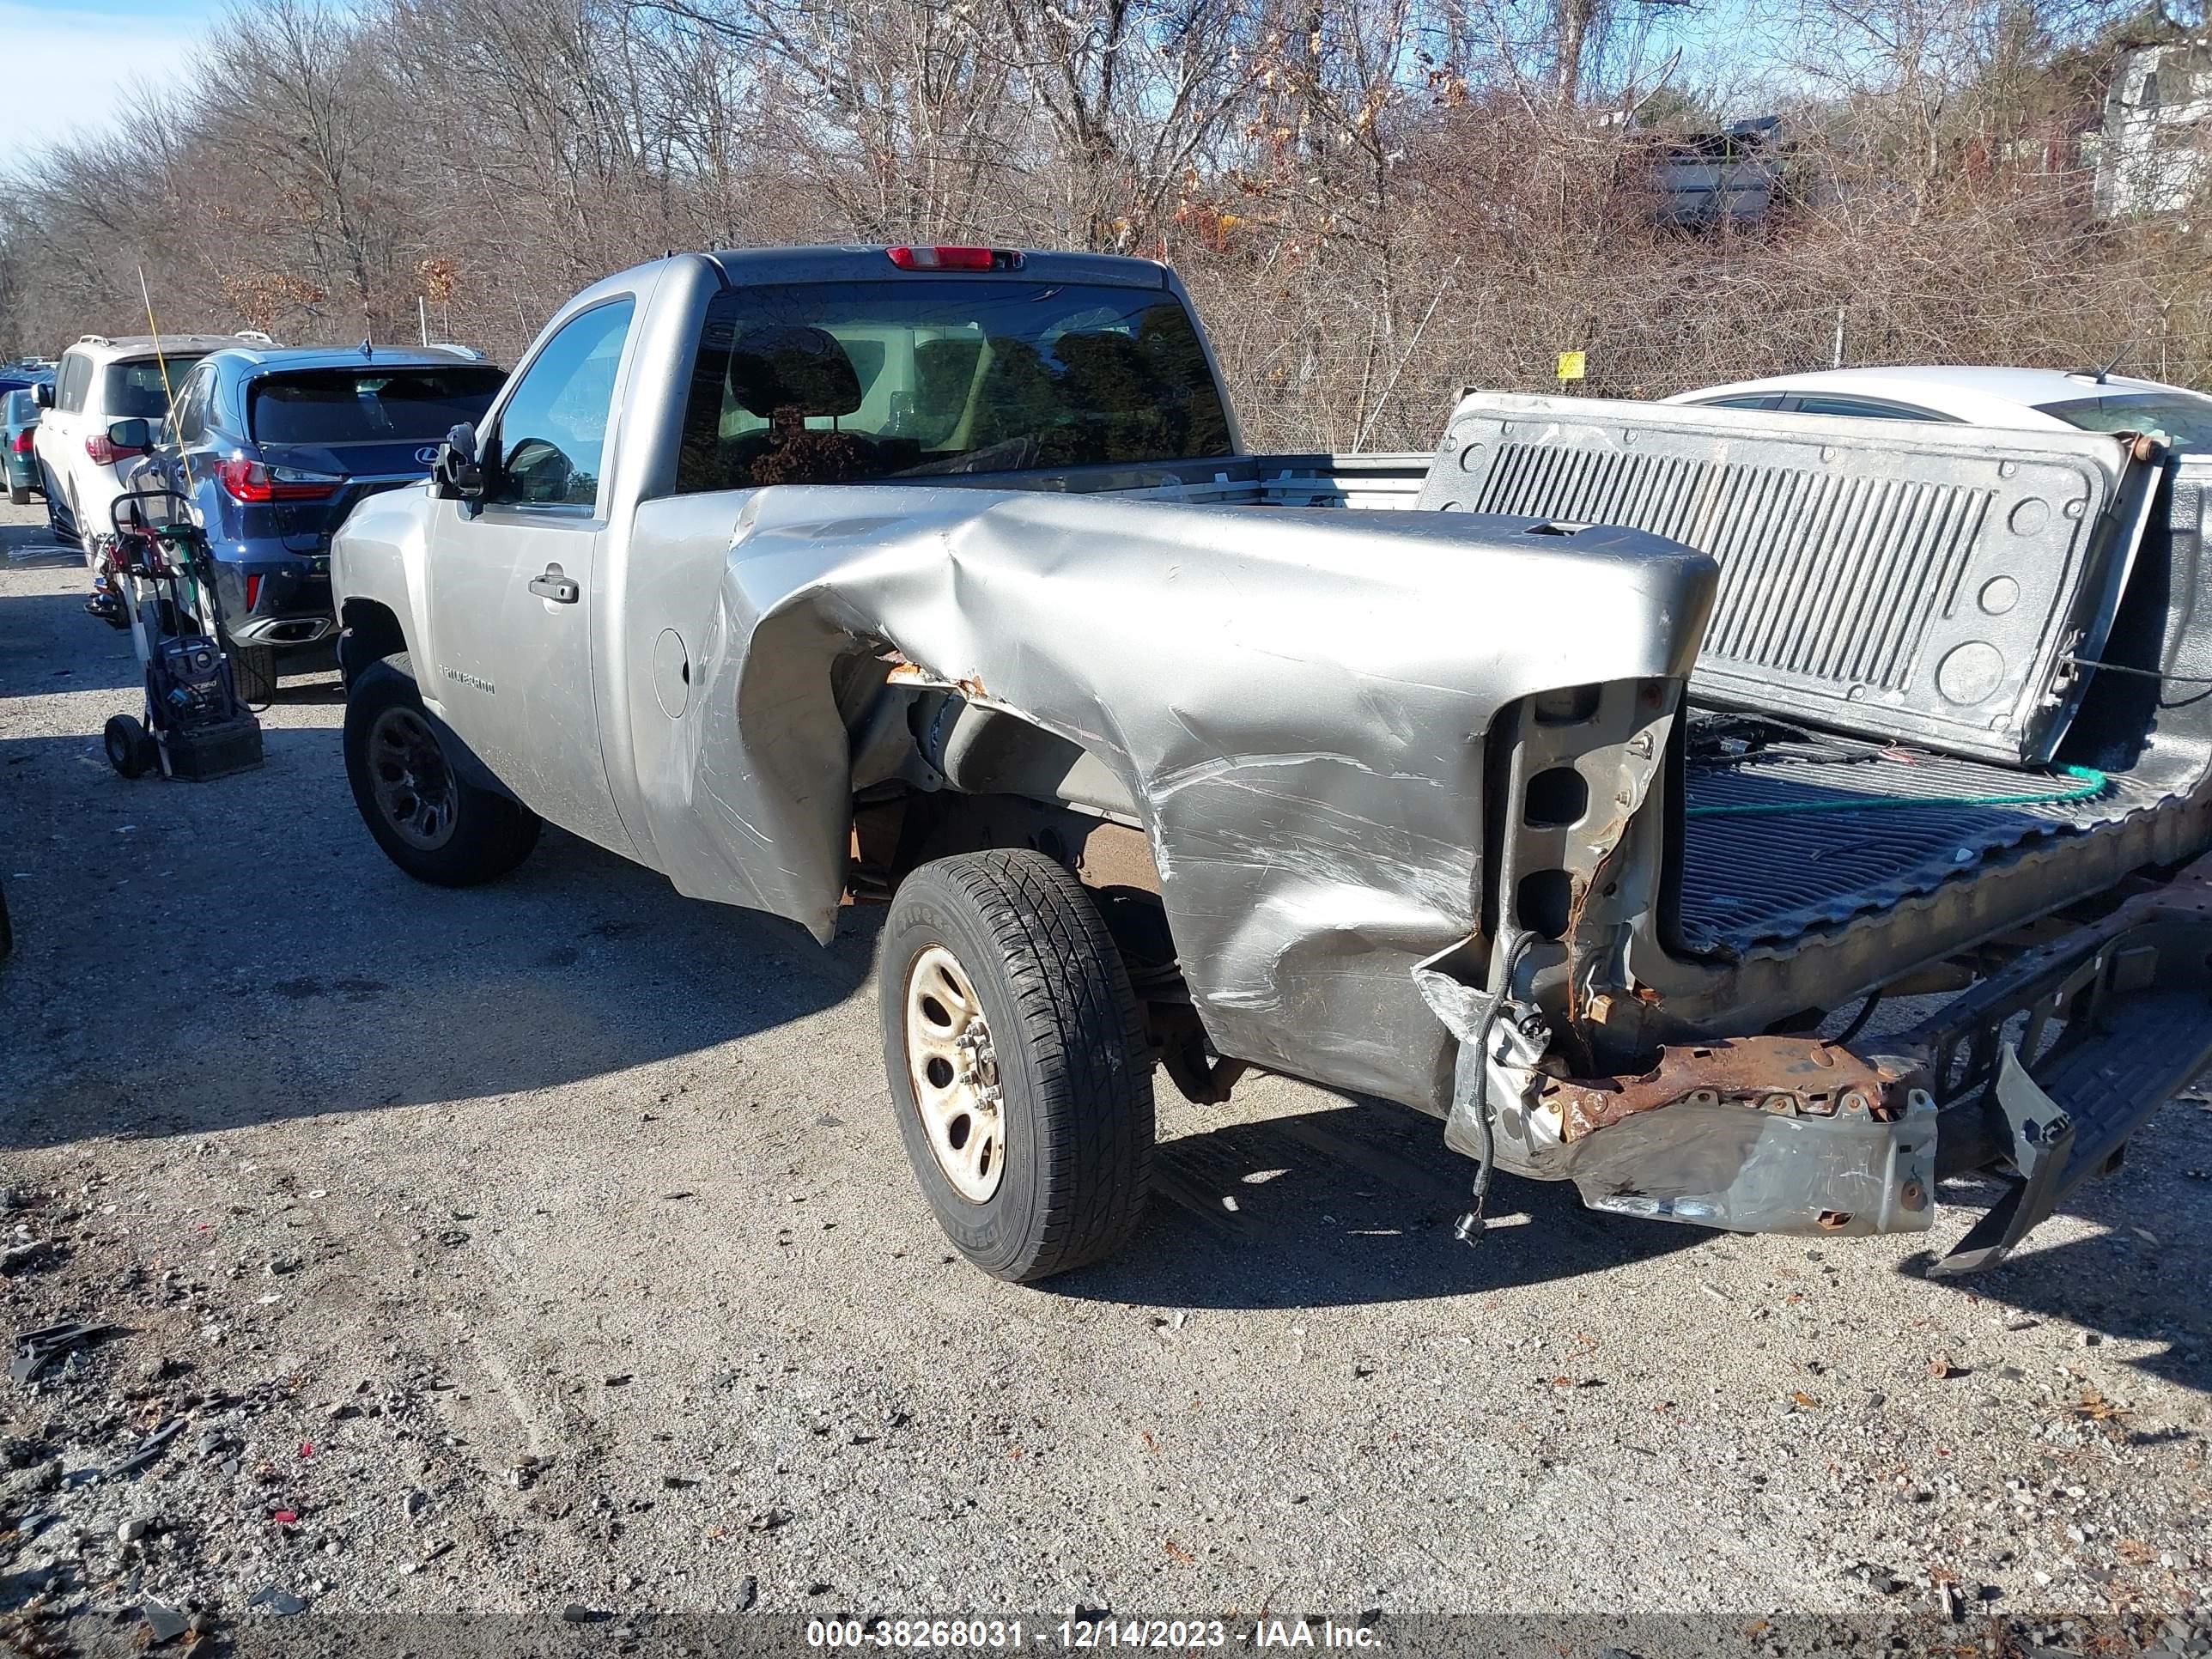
[[1557, 350, 1588, 383]]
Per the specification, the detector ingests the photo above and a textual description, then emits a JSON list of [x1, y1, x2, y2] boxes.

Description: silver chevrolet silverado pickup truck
[[331, 242, 2212, 1282]]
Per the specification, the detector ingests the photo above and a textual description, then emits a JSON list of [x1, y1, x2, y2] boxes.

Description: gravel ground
[[3, 496, 2210, 1657]]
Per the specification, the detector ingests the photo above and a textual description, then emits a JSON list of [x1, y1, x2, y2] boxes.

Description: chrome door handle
[[529, 565, 580, 605]]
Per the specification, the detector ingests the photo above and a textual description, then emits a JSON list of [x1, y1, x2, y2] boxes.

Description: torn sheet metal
[[1565, 1088, 1936, 1236], [1420, 394, 2161, 767], [1418, 934, 1935, 1235], [1540, 1036, 1936, 1234], [615, 487, 1717, 1108], [1413, 945, 1553, 1164]]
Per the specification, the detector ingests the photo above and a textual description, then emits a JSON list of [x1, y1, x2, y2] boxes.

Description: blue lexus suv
[[120, 343, 505, 697]]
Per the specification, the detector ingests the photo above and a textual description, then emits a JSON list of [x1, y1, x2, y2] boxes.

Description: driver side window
[[488, 297, 635, 507]]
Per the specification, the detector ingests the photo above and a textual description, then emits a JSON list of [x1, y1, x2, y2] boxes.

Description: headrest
[[729, 325, 862, 419], [1053, 331, 1150, 398]]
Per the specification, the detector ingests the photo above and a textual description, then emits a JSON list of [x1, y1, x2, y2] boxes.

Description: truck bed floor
[[1679, 735, 2169, 952]]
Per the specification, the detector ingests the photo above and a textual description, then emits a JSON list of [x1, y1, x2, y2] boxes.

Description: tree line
[[0, 0, 2204, 449]]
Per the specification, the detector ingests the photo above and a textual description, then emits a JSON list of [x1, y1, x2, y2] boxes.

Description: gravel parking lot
[[3, 496, 2210, 1656]]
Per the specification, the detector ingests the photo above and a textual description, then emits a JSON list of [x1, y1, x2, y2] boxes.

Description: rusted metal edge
[[1540, 1036, 1911, 1142], [1546, 847, 2212, 1148]]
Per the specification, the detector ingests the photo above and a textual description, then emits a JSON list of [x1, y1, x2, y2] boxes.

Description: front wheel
[[343, 653, 539, 886], [878, 849, 1154, 1282]]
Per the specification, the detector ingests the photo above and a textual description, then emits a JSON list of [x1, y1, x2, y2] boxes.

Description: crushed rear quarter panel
[[622, 485, 1717, 1109]]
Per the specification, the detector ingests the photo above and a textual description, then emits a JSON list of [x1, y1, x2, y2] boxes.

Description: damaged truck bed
[[1418, 394, 2212, 1268], [327, 246, 2212, 1280]]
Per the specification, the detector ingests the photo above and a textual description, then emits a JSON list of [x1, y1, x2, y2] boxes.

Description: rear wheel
[[228, 641, 278, 703], [343, 653, 539, 886], [9, 483, 28, 507], [104, 714, 155, 779], [878, 849, 1153, 1282]]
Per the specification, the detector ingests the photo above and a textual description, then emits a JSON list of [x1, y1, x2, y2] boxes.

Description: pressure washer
[[94, 485, 264, 781]]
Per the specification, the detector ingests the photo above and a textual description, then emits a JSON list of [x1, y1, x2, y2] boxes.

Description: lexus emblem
[[415, 445, 441, 465]]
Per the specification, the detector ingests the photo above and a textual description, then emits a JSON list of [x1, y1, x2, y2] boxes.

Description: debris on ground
[[139, 1598, 189, 1644], [9, 1322, 118, 1387], [106, 1417, 183, 1478], [1, 1242, 50, 1275]]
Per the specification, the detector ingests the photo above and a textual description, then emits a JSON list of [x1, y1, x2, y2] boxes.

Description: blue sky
[[0, 0, 223, 161]]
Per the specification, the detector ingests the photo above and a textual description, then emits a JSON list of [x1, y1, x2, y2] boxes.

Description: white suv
[[33, 331, 276, 550]]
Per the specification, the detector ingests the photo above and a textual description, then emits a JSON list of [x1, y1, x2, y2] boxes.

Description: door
[[35, 350, 94, 538], [422, 296, 636, 856]]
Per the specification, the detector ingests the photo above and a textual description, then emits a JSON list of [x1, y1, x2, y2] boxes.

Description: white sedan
[[1667, 365, 2212, 448]]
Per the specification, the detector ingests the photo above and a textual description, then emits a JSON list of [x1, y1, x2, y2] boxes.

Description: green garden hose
[[1685, 763, 2110, 821]]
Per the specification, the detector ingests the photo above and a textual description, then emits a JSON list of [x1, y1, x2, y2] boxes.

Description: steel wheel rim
[[903, 944, 1005, 1203], [368, 706, 459, 851]]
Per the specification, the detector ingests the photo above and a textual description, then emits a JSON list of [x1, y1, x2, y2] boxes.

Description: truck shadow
[[9, 696, 2206, 1324], [1903, 1140, 2212, 1396], [1055, 1101, 1705, 1308], [0, 726, 877, 1152]]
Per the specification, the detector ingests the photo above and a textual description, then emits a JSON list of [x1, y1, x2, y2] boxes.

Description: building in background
[[2094, 38, 2212, 216]]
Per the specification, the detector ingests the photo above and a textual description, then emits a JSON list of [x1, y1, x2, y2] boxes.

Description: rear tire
[[104, 714, 155, 779], [9, 484, 27, 507], [878, 849, 1154, 1282], [228, 641, 278, 703], [343, 653, 539, 886]]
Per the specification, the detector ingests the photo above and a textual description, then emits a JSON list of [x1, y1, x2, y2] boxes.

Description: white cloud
[[0, 2, 216, 164]]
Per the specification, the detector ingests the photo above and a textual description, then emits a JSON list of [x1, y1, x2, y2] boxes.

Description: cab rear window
[[673, 280, 1234, 492], [248, 365, 507, 445]]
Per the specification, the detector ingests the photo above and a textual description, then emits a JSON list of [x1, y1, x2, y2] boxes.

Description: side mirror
[[107, 417, 153, 453], [432, 422, 490, 501], [32, 382, 52, 409]]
